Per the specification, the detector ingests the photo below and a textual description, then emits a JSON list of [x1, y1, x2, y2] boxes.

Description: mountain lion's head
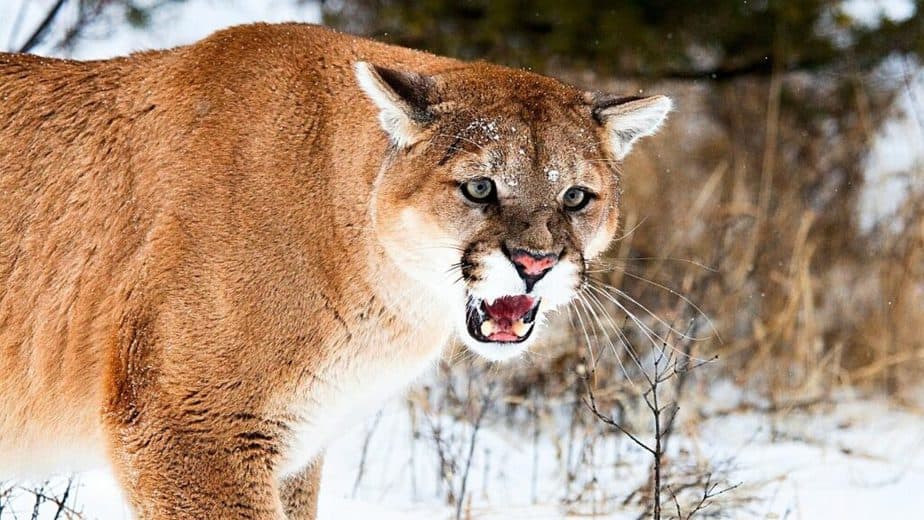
[[356, 61, 671, 361]]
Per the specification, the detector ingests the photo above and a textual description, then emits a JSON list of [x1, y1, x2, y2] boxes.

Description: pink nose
[[509, 249, 558, 277]]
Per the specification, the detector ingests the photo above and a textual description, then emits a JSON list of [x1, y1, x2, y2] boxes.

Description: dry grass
[[543, 68, 924, 401]]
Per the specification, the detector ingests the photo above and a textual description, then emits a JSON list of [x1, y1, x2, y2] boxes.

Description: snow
[[3, 386, 922, 518], [463, 118, 502, 142], [836, 1, 924, 232], [840, 0, 917, 28], [699, 395, 924, 519], [859, 58, 924, 230]]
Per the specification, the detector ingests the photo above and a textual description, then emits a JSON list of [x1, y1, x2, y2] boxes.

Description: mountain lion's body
[[0, 23, 670, 519]]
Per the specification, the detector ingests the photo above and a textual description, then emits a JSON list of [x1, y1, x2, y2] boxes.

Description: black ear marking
[[589, 94, 646, 124], [369, 65, 437, 124], [355, 61, 441, 147]]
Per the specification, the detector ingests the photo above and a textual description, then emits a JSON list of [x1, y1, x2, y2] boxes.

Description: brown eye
[[563, 187, 592, 211], [461, 177, 497, 203]]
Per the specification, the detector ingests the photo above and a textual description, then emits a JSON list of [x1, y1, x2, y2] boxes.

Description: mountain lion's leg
[[280, 455, 324, 519], [106, 417, 287, 520], [104, 331, 288, 520]]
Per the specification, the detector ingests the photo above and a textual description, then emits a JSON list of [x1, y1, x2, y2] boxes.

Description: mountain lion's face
[[358, 62, 671, 361]]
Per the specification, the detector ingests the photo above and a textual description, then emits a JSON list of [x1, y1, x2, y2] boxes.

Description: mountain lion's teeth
[[512, 319, 530, 337], [480, 319, 496, 337]]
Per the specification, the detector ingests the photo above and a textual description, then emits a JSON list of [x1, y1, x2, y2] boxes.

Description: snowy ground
[[322, 387, 924, 519], [3, 384, 922, 519]]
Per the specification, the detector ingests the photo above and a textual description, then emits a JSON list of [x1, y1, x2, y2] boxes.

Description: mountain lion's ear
[[354, 61, 437, 148], [588, 94, 673, 161]]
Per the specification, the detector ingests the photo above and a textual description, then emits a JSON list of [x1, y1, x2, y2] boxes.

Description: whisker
[[585, 284, 712, 365], [605, 272, 722, 343], [445, 261, 471, 276], [569, 298, 597, 373], [405, 244, 466, 253], [610, 215, 648, 243], [589, 280, 709, 342], [577, 287, 640, 388], [574, 292, 603, 370], [584, 283, 669, 357], [587, 256, 719, 273], [582, 287, 648, 372]]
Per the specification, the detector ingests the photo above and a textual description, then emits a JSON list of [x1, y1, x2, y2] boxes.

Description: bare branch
[[583, 379, 655, 457], [455, 381, 493, 520], [17, 0, 68, 53]]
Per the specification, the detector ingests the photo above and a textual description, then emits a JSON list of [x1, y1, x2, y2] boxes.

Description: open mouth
[[465, 295, 541, 343]]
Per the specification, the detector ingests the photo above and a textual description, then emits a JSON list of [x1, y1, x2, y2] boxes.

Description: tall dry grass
[[544, 69, 924, 402]]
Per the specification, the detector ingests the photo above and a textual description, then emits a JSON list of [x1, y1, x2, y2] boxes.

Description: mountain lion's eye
[[562, 187, 592, 211], [461, 178, 497, 203]]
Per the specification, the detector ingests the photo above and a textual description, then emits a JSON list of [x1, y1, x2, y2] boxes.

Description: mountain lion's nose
[[506, 248, 559, 292]]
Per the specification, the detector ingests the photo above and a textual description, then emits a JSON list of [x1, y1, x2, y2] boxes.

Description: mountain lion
[[0, 23, 671, 519]]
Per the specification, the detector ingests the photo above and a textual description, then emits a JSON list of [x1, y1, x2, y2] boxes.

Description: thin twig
[[17, 0, 68, 53], [455, 383, 493, 520], [350, 410, 383, 498]]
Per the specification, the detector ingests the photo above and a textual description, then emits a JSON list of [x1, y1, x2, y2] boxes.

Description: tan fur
[[0, 23, 669, 518]]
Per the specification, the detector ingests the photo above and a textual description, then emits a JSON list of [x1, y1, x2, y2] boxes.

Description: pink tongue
[[484, 295, 535, 325]]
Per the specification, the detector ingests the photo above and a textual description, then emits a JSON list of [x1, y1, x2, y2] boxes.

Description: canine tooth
[[480, 320, 496, 337], [512, 319, 530, 337]]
